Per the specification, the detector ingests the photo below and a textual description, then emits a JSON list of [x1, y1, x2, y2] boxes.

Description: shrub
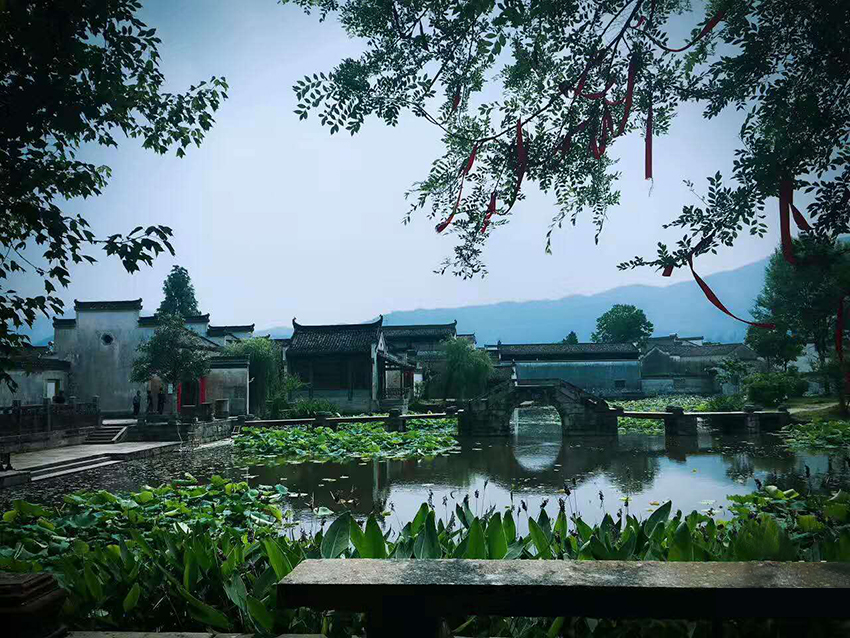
[[695, 394, 747, 412], [744, 371, 809, 407], [281, 398, 340, 418]]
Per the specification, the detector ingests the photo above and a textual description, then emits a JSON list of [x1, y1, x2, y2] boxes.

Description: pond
[[4, 407, 849, 533]]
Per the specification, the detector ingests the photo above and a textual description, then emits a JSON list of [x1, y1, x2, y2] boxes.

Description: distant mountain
[[378, 258, 769, 345], [21, 258, 768, 347]]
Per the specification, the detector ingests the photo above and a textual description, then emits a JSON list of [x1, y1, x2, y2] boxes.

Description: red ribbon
[[652, 12, 725, 52], [662, 265, 674, 277], [779, 179, 814, 264], [436, 144, 479, 233], [645, 101, 653, 179], [687, 255, 776, 329], [515, 119, 527, 195], [580, 77, 617, 101], [451, 88, 461, 113], [481, 191, 498, 233]]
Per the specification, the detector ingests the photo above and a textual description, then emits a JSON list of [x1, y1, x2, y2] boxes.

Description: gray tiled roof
[[652, 343, 756, 358], [207, 324, 255, 337], [53, 318, 76, 328], [498, 342, 640, 356], [383, 322, 457, 339], [74, 299, 142, 311], [288, 317, 383, 355]]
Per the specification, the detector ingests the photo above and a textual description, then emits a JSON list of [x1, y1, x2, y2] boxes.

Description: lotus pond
[[3, 406, 849, 532]]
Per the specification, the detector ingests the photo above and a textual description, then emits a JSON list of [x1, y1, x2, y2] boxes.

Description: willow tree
[[283, 0, 849, 324]]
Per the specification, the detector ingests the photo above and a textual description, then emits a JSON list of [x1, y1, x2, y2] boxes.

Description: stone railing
[[0, 397, 100, 436]]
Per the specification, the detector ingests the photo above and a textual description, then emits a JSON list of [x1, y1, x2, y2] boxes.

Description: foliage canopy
[[0, 0, 227, 389], [282, 0, 850, 286], [591, 303, 653, 344]]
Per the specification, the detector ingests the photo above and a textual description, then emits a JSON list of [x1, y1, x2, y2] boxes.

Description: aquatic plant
[[778, 419, 850, 450], [1, 477, 848, 636], [610, 395, 707, 435], [234, 418, 458, 462]]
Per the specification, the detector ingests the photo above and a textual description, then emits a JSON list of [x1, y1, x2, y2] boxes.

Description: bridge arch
[[458, 379, 620, 437]]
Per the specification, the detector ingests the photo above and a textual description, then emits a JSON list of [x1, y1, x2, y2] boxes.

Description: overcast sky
[[18, 1, 790, 330]]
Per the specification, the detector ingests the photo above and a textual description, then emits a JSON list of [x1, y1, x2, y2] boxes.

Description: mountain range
[[19, 257, 767, 347], [258, 257, 769, 345]]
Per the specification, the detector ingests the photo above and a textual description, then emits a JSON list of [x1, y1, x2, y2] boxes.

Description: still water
[[5, 407, 849, 532], [246, 407, 850, 531]]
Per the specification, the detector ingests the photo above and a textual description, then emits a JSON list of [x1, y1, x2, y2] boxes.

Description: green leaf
[[246, 595, 275, 632], [487, 512, 508, 559], [350, 518, 368, 557], [414, 511, 441, 559], [84, 564, 103, 601], [364, 515, 388, 559], [503, 510, 516, 542], [464, 517, 487, 559], [644, 501, 672, 539], [175, 583, 231, 630], [668, 521, 693, 561], [264, 539, 293, 580], [321, 512, 351, 558], [411, 503, 430, 535], [528, 518, 552, 559], [122, 583, 140, 613]]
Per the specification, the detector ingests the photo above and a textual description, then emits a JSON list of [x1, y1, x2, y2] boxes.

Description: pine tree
[[562, 331, 579, 345], [157, 266, 200, 317]]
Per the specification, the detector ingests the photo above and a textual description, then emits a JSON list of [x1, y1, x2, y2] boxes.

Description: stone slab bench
[[279, 559, 850, 637]]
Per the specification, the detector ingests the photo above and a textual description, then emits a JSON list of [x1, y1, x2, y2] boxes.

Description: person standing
[[132, 390, 141, 416], [146, 389, 153, 412], [157, 387, 165, 415]]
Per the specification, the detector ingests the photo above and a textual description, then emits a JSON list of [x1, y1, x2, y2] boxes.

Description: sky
[[16, 1, 792, 331]]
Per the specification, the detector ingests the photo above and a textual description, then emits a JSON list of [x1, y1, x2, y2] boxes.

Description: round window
[[101, 334, 114, 346]]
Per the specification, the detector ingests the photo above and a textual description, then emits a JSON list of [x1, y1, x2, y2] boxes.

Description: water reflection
[[5, 407, 847, 534], [248, 406, 850, 532]]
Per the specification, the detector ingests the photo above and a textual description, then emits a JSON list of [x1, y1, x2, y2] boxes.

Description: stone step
[[32, 459, 123, 481], [30, 455, 113, 477]]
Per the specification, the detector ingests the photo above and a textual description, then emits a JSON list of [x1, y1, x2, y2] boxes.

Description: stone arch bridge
[[458, 378, 621, 436]]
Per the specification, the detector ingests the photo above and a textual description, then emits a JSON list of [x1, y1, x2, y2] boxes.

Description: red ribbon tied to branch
[[778, 179, 814, 264], [645, 101, 653, 180], [687, 254, 775, 329], [481, 191, 498, 233], [652, 12, 725, 53], [435, 143, 479, 233], [515, 119, 527, 195]]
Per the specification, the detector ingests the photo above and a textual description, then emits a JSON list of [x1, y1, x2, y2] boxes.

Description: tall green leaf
[[487, 512, 508, 559], [528, 518, 552, 559], [668, 521, 693, 561], [263, 538, 293, 579], [414, 511, 441, 559], [321, 512, 352, 558], [465, 518, 487, 559], [365, 515, 388, 559], [122, 583, 140, 613], [503, 510, 516, 542], [246, 594, 275, 632], [644, 500, 672, 539]]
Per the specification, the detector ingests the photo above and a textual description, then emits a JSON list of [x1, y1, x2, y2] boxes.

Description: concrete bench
[[278, 559, 850, 637]]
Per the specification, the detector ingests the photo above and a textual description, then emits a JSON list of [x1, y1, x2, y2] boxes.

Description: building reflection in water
[[246, 405, 850, 532]]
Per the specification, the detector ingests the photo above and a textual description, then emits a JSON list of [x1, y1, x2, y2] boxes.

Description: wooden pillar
[[308, 360, 314, 399], [347, 358, 353, 400]]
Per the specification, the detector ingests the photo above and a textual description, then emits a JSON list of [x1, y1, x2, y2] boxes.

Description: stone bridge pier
[[458, 379, 620, 437]]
